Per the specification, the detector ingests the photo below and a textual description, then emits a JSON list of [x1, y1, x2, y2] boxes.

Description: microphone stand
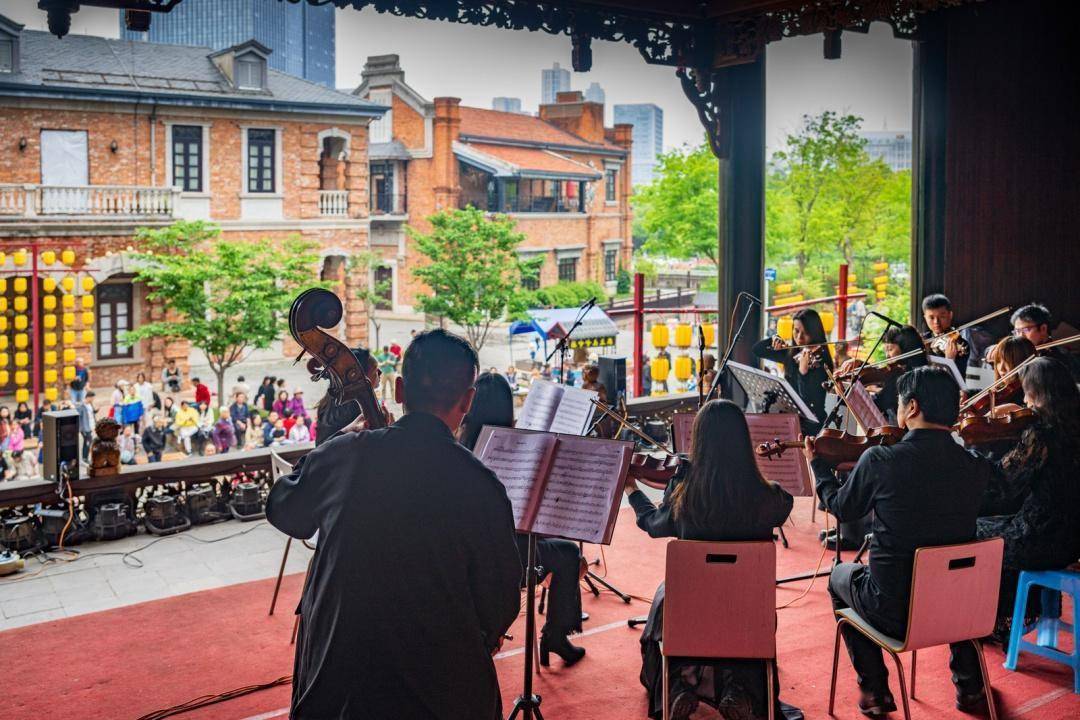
[[507, 533, 544, 720], [696, 326, 706, 408], [703, 293, 758, 404]]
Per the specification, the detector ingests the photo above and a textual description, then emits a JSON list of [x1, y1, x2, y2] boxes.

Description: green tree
[[348, 251, 393, 348], [631, 142, 720, 266], [124, 220, 323, 403], [410, 206, 541, 351]]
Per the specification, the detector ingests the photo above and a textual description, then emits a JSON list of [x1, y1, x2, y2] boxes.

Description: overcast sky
[[2, 2, 912, 152]]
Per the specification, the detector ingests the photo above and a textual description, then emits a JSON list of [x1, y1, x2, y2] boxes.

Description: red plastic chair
[[828, 537, 1003, 720], [661, 540, 777, 720]]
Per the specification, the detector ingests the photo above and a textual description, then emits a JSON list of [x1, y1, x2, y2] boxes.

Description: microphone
[[582, 296, 597, 309], [868, 310, 903, 327]]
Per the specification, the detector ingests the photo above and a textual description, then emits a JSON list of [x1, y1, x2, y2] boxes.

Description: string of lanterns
[[0, 248, 94, 403], [649, 319, 716, 396]]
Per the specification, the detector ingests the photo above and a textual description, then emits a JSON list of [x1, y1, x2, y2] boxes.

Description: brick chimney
[[433, 97, 462, 210], [539, 91, 605, 144]]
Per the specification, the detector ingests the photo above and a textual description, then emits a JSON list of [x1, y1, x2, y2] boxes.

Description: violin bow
[[960, 332, 1080, 413], [928, 306, 1012, 343], [590, 398, 677, 457]]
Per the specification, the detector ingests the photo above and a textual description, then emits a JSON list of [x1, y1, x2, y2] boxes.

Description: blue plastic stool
[[1003, 569, 1080, 693]]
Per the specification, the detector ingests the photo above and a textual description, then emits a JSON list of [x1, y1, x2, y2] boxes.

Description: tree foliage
[[410, 206, 541, 351], [124, 220, 323, 403], [631, 143, 719, 266]]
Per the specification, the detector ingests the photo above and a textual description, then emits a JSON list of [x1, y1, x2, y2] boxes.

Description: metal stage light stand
[[508, 533, 544, 720]]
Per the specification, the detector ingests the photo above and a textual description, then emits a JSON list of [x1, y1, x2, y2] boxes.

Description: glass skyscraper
[[614, 104, 663, 186], [541, 62, 571, 105], [120, 0, 335, 87], [860, 131, 912, 171]]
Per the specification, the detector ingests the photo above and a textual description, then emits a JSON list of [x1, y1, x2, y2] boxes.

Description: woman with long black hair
[[752, 308, 834, 433], [458, 372, 588, 667], [626, 400, 799, 720]]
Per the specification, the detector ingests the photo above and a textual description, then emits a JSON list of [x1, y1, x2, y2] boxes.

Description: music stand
[[725, 361, 819, 425]]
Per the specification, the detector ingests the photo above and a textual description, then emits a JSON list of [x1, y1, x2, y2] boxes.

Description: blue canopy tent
[[508, 306, 619, 365]]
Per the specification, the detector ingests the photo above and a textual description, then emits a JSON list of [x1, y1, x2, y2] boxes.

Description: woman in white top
[[135, 372, 156, 430], [193, 402, 215, 455], [288, 416, 312, 444]]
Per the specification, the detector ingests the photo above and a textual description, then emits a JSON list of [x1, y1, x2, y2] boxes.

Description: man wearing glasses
[[1011, 303, 1080, 381]]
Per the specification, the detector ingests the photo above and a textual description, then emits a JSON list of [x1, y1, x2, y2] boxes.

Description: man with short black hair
[[921, 293, 971, 379], [1011, 303, 1080, 380], [266, 329, 521, 720], [807, 367, 992, 716]]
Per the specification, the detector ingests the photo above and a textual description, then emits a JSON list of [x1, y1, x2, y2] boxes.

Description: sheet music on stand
[[726, 361, 819, 424], [517, 380, 599, 436], [929, 355, 967, 388], [839, 379, 888, 432]]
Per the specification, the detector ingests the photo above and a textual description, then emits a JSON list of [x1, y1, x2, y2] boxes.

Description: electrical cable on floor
[[776, 508, 831, 611], [134, 675, 293, 720]]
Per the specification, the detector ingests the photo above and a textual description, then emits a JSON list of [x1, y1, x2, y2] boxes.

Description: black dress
[[628, 462, 796, 720], [751, 339, 830, 434], [266, 412, 522, 719], [977, 421, 1080, 622]]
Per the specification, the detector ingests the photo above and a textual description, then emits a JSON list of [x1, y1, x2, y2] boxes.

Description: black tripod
[[508, 533, 544, 719]]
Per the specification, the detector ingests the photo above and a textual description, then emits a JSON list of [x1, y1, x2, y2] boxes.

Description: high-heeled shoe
[[538, 633, 586, 667]]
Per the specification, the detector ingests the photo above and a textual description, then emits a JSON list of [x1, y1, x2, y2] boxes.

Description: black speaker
[[43, 410, 80, 484], [598, 356, 627, 405]]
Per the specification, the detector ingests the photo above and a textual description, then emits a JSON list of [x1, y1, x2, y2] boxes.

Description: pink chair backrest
[[663, 540, 776, 659], [904, 537, 1003, 650]]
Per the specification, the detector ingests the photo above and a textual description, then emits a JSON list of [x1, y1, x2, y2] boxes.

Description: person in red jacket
[[192, 377, 211, 406]]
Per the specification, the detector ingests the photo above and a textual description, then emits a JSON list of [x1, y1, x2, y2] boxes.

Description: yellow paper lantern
[[63, 348, 76, 363], [0, 253, 5, 266], [62, 330, 75, 344], [0, 279, 5, 293], [650, 324, 669, 349], [673, 355, 693, 382], [63, 312, 75, 327], [14, 352, 27, 368], [0, 371, 7, 386], [13, 250, 27, 267], [43, 314, 56, 329], [42, 250, 56, 265], [13, 277, 27, 293], [776, 316, 794, 341], [14, 316, 27, 331], [820, 311, 835, 335], [63, 366, 76, 381], [650, 357, 670, 382], [42, 295, 56, 311], [82, 311, 95, 326], [81, 295, 94, 309], [701, 323, 716, 347], [44, 369, 58, 384], [15, 370, 28, 386], [44, 387, 58, 402], [44, 351, 57, 365], [0, 337, 6, 351], [43, 333, 55, 348], [13, 297, 26, 313], [0, 317, 7, 332], [14, 333, 26, 349], [62, 294, 75, 309], [15, 389, 28, 404], [775, 283, 794, 295], [82, 276, 95, 292], [43, 277, 57, 292], [0, 298, 6, 312], [81, 329, 94, 344], [674, 323, 693, 348], [61, 277, 75, 292], [61, 249, 76, 265], [0, 353, 7, 367]]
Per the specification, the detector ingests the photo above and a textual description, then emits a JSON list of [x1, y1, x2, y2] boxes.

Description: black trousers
[[828, 563, 984, 697], [516, 535, 583, 637]]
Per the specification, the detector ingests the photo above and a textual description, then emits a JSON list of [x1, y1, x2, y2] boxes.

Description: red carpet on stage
[[1, 499, 1076, 720]]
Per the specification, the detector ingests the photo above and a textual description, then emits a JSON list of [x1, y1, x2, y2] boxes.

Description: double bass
[[289, 288, 386, 432]]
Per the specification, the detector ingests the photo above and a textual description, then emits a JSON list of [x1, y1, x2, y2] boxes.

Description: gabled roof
[[0, 30, 385, 118], [455, 142, 602, 181], [209, 39, 273, 59], [458, 106, 624, 155]]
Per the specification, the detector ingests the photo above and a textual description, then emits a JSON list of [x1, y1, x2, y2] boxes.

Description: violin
[[955, 407, 1036, 446], [627, 452, 682, 490], [926, 306, 1012, 357], [829, 347, 925, 387], [961, 377, 1023, 417], [289, 288, 386, 431], [756, 426, 905, 467]]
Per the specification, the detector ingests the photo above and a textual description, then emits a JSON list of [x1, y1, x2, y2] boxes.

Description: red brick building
[[353, 55, 633, 316], [0, 17, 384, 395]]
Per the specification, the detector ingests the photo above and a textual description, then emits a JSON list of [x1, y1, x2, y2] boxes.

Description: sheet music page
[[548, 385, 599, 435], [530, 435, 634, 544], [474, 426, 558, 531], [517, 380, 564, 431], [745, 413, 813, 497], [929, 355, 966, 388], [672, 412, 696, 453], [841, 380, 888, 431]]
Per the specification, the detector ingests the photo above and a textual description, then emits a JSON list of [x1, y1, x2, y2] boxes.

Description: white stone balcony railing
[[318, 189, 350, 217], [0, 184, 180, 219]]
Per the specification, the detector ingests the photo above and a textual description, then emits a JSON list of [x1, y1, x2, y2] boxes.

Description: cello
[[288, 288, 386, 432]]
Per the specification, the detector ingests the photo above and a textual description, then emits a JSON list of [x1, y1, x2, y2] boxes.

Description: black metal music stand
[[508, 533, 544, 720], [725, 361, 819, 425]]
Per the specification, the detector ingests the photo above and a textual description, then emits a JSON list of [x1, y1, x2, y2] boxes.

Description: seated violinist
[[752, 308, 833, 434], [976, 357, 1080, 643], [1010, 303, 1080, 381], [807, 367, 993, 716], [965, 336, 1037, 459], [626, 400, 800, 720], [921, 293, 972, 379]]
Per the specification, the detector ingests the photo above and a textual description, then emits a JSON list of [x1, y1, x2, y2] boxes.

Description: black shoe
[[822, 529, 860, 552], [718, 690, 753, 720], [956, 691, 988, 715], [858, 690, 897, 717], [538, 633, 585, 667], [670, 690, 699, 720]]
